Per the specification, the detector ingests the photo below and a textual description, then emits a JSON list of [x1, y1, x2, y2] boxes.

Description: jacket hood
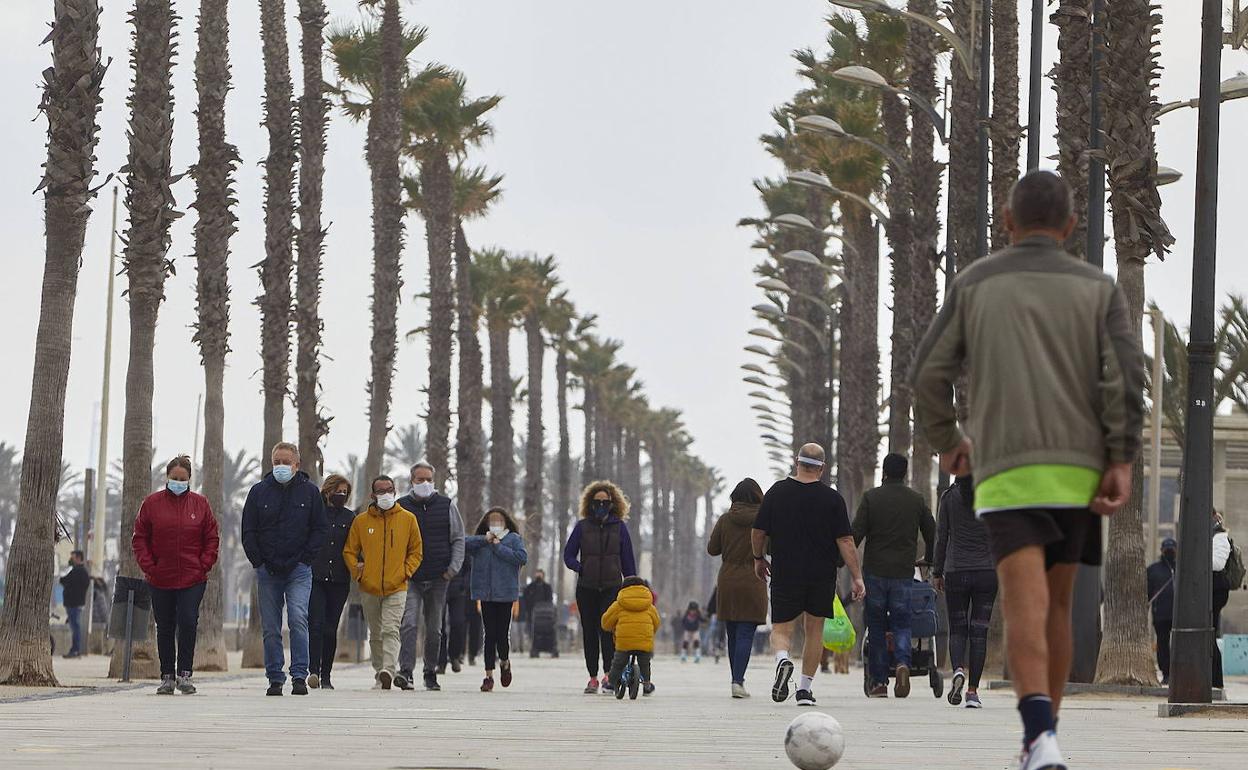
[[617, 584, 654, 612], [725, 502, 759, 526]]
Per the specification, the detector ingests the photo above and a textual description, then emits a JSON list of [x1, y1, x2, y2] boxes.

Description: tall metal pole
[[975, 0, 992, 259], [1169, 0, 1222, 706], [1026, 0, 1044, 170], [1086, 0, 1106, 268], [90, 186, 119, 573], [1149, 308, 1165, 555]]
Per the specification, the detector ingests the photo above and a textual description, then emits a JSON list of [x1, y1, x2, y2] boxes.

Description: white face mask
[[376, 493, 397, 511], [411, 481, 435, 499], [489, 525, 507, 539]]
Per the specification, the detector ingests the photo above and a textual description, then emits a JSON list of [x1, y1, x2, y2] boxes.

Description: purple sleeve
[[619, 523, 637, 577], [563, 521, 582, 573]]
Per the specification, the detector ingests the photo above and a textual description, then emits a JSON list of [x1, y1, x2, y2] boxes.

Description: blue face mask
[[272, 465, 294, 484], [167, 479, 190, 496], [591, 500, 612, 519]]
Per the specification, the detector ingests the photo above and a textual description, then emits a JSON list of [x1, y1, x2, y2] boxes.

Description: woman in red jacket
[[132, 455, 220, 695]]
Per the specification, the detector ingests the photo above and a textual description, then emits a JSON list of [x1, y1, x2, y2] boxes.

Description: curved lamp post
[[795, 114, 908, 171], [831, 65, 948, 145], [788, 170, 891, 225], [1157, 74, 1248, 117], [757, 277, 835, 307], [753, 302, 829, 349], [770, 213, 862, 257], [749, 326, 784, 343], [778, 250, 843, 278], [829, 0, 973, 79]]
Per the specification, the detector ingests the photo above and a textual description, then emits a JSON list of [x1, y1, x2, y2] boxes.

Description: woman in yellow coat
[[601, 576, 661, 695]]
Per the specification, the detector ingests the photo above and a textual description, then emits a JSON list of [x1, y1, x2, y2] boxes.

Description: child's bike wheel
[[628, 676, 640, 700], [615, 669, 628, 700]]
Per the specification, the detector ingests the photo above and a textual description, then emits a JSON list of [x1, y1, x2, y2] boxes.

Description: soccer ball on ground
[[784, 711, 845, 770]]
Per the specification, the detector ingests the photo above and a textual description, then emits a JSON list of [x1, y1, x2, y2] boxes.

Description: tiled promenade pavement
[[1, 651, 1244, 769]]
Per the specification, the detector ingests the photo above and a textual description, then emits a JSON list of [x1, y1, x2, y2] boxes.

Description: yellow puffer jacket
[[343, 504, 423, 597], [601, 584, 661, 653]]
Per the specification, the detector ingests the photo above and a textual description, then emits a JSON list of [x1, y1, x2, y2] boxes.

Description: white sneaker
[[731, 683, 749, 699], [948, 669, 965, 706], [1018, 731, 1066, 770]]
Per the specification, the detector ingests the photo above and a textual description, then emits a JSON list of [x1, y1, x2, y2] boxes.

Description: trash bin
[[108, 575, 151, 682], [346, 602, 367, 662]]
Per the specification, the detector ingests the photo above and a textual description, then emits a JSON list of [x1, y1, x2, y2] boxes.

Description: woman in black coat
[[308, 474, 356, 690]]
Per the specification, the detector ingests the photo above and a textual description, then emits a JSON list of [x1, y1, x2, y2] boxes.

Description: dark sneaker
[[966, 691, 983, 709], [157, 675, 176, 695], [307, 673, 320, 689], [642, 682, 655, 696], [771, 658, 795, 703], [481, 676, 495, 692], [291, 678, 309, 695], [948, 669, 966, 706], [377, 670, 393, 690], [176, 673, 196, 695], [321, 677, 335, 691], [868, 684, 889, 698], [795, 689, 816, 707], [500, 661, 513, 688], [424, 672, 441, 691], [894, 664, 911, 698], [394, 673, 414, 691], [584, 677, 599, 694], [600, 676, 614, 695], [266, 682, 284, 696], [436, 664, 447, 675], [451, 658, 463, 674]]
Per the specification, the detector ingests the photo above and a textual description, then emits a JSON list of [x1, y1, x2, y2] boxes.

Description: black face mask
[[329, 493, 349, 507], [591, 500, 612, 519], [1163, 550, 1176, 564]]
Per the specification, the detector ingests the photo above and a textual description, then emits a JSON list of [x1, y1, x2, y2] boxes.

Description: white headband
[[796, 456, 825, 466]]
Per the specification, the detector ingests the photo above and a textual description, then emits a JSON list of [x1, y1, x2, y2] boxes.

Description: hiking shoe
[[584, 677, 599, 694], [307, 673, 320, 689], [642, 682, 655, 696], [894, 664, 911, 698], [156, 675, 176, 695], [176, 673, 196, 695], [451, 658, 463, 674], [291, 679, 308, 695], [868, 684, 889, 698], [481, 676, 495, 692], [731, 683, 749, 699], [1017, 731, 1066, 770], [377, 670, 393, 690], [771, 658, 795, 703], [966, 691, 983, 709], [424, 672, 441, 691], [394, 673, 414, 691], [500, 660, 513, 688], [266, 682, 284, 696], [948, 669, 966, 706], [795, 689, 816, 707]]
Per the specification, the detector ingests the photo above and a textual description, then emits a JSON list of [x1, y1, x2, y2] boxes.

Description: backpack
[[1223, 537, 1247, 591]]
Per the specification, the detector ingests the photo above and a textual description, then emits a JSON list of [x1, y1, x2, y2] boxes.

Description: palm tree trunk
[[991, 0, 1021, 251], [190, 0, 238, 674], [522, 312, 545, 575], [454, 223, 484, 526], [0, 0, 105, 685], [488, 318, 515, 510], [422, 151, 456, 478], [882, 92, 915, 458], [581, 387, 596, 484], [624, 430, 642, 548], [554, 345, 572, 598], [362, 0, 406, 485], [840, 208, 880, 505], [1051, 1, 1092, 259], [294, 0, 328, 480], [1093, 0, 1174, 684], [109, 0, 179, 681], [949, 0, 982, 272]]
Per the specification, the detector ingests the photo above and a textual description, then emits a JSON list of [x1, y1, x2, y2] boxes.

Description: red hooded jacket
[[132, 488, 220, 590]]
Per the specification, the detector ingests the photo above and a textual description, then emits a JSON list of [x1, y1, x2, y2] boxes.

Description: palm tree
[[190, 0, 240, 674], [258, 0, 296, 475], [948, 0, 981, 272], [384, 423, 425, 477], [294, 0, 330, 479], [0, 0, 105, 685], [573, 335, 625, 484], [511, 256, 560, 572], [1093, 1, 1175, 686], [404, 70, 502, 478], [546, 300, 591, 584], [1050, 1, 1092, 258], [476, 248, 522, 510], [111, 0, 180, 680], [991, 0, 1021, 251]]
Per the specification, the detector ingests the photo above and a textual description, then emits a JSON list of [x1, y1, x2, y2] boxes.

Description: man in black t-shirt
[[752, 443, 865, 708]]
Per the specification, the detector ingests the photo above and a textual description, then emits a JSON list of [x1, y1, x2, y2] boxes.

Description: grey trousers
[[399, 578, 449, 676]]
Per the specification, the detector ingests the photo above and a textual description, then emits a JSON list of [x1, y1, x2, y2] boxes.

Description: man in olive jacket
[[852, 453, 936, 699]]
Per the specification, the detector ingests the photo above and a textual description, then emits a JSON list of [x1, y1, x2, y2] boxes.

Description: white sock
[[775, 651, 790, 664], [799, 674, 815, 691]]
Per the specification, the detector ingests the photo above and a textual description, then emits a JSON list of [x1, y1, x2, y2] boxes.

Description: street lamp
[[778, 250, 843, 277], [788, 170, 891, 225], [757, 277, 835, 307], [795, 114, 908, 170], [1156, 74, 1248, 117], [770, 214, 862, 257], [1155, 166, 1184, 186], [830, 66, 947, 144], [828, 0, 973, 78], [748, 327, 784, 343], [741, 363, 771, 376], [753, 302, 829, 348]]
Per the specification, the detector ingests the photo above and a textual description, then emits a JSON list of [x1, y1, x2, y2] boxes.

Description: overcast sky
[[1, 0, 1245, 509]]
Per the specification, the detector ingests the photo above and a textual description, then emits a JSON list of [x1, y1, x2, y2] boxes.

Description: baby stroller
[[860, 568, 944, 699], [529, 601, 559, 658]]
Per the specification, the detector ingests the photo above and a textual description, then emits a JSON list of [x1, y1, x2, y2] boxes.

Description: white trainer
[[1018, 731, 1066, 770]]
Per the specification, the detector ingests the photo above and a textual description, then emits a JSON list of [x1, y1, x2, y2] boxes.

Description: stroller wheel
[[930, 669, 944, 698]]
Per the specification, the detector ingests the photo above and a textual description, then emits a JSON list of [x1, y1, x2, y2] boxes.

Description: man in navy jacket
[[242, 441, 328, 696]]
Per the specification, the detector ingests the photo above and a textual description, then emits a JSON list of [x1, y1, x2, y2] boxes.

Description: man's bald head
[[794, 443, 826, 479]]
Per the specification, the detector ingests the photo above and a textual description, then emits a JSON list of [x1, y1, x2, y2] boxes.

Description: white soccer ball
[[784, 712, 846, 770]]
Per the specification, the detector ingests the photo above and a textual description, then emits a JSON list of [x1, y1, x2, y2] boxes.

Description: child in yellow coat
[[602, 576, 661, 695]]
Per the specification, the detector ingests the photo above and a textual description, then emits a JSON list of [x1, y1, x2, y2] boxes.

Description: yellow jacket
[[343, 504, 423, 597], [601, 584, 661, 653]]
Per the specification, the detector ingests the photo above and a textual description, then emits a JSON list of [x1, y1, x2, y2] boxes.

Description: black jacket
[[312, 505, 356, 584], [241, 470, 328, 575], [521, 579, 554, 618], [1146, 556, 1176, 624], [60, 564, 90, 608], [853, 478, 937, 579]]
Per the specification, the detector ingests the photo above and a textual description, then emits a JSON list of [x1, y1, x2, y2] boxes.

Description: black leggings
[[149, 582, 207, 677], [481, 601, 513, 672], [945, 569, 998, 689], [308, 580, 350, 677], [576, 585, 620, 677]]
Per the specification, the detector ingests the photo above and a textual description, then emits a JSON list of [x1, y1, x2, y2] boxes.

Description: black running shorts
[[981, 508, 1103, 569], [770, 581, 837, 624]]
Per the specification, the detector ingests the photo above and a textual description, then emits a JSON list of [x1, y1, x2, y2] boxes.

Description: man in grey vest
[[397, 462, 465, 691]]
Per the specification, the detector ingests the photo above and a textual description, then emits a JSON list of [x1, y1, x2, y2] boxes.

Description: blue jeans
[[66, 606, 83, 655], [256, 563, 312, 684], [865, 574, 912, 686], [724, 621, 758, 686]]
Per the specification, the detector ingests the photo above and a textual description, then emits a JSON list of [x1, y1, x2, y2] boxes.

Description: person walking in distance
[[1145, 537, 1177, 685], [132, 455, 221, 695], [933, 474, 998, 708], [679, 602, 705, 663], [308, 474, 356, 690], [853, 453, 936, 699], [58, 550, 90, 659], [752, 444, 866, 708], [241, 442, 329, 696], [343, 475, 423, 691], [564, 480, 638, 694], [912, 170, 1144, 770], [466, 507, 528, 692], [397, 462, 465, 692], [707, 478, 769, 699]]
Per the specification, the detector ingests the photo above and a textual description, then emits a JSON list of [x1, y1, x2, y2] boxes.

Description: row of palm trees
[[742, 1, 1177, 687]]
